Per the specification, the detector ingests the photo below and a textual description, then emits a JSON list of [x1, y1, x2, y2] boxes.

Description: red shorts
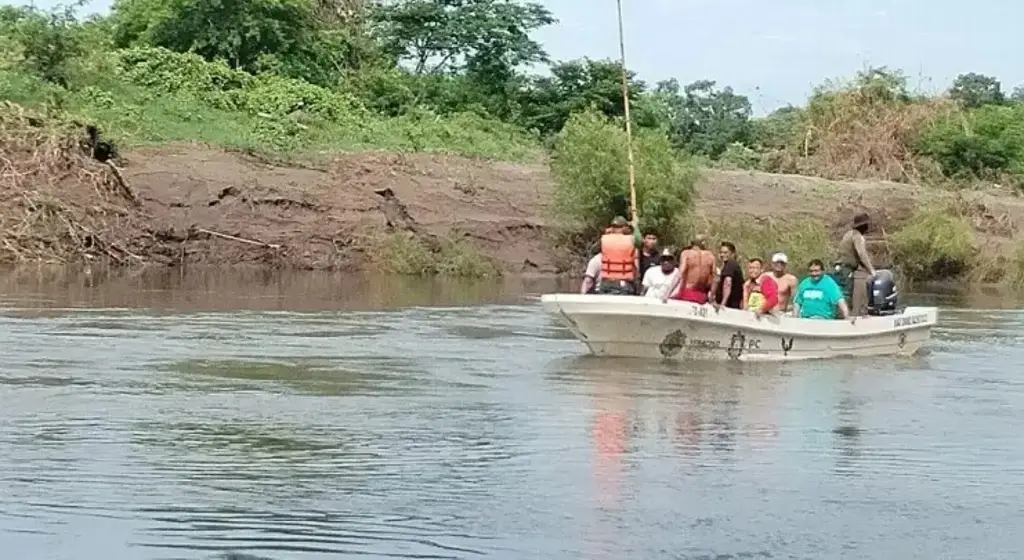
[[672, 287, 708, 304]]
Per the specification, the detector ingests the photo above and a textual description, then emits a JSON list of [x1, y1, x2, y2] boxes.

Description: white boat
[[541, 294, 937, 362]]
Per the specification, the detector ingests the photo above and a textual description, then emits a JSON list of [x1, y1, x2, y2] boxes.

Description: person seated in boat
[[642, 248, 679, 299], [711, 241, 745, 310], [769, 252, 798, 313], [793, 259, 852, 320], [580, 252, 602, 294], [596, 216, 639, 295], [663, 235, 715, 303], [743, 257, 779, 317]]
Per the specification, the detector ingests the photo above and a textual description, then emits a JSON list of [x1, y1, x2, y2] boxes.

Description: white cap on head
[[771, 252, 788, 264]]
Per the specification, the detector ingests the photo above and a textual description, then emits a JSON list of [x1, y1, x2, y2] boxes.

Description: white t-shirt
[[584, 254, 602, 282], [642, 266, 679, 299]]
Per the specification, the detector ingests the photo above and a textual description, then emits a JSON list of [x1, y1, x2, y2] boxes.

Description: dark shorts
[[597, 280, 637, 295]]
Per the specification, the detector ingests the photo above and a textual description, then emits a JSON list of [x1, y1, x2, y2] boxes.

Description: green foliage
[[949, 73, 1005, 109], [373, 0, 554, 75], [549, 110, 697, 245], [659, 79, 753, 158], [375, 233, 500, 277], [915, 103, 1024, 186], [10, 0, 1024, 202], [519, 58, 644, 138], [717, 142, 761, 170], [110, 0, 363, 85], [888, 206, 975, 281], [0, 4, 90, 86]]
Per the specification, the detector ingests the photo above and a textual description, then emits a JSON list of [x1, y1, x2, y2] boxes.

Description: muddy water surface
[[1, 269, 1022, 559]]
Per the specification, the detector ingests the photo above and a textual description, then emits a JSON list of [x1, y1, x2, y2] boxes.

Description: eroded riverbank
[[5, 137, 1024, 277]]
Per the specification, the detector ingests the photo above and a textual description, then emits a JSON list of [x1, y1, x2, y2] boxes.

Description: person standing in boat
[[837, 213, 877, 316], [596, 216, 639, 295], [793, 259, 852, 320]]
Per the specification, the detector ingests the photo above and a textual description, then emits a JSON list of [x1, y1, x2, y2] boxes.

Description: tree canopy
[[2, 0, 1023, 190]]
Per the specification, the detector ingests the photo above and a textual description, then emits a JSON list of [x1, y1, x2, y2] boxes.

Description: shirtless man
[[663, 235, 715, 303], [769, 253, 798, 312]]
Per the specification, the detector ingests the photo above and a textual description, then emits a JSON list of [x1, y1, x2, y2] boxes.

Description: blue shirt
[[794, 274, 843, 319]]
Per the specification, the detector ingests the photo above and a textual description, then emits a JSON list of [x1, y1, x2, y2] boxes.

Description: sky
[[11, 0, 1022, 115]]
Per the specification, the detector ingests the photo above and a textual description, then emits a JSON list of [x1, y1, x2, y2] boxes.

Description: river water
[[1, 268, 1022, 559]]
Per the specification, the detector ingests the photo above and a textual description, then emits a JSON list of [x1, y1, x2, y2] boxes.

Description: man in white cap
[[770, 252, 798, 313], [641, 248, 679, 299]]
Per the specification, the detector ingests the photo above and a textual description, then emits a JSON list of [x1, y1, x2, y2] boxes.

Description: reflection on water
[[0, 269, 1023, 558], [0, 266, 566, 310]]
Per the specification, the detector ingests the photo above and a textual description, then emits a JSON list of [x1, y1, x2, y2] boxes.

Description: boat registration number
[[893, 314, 927, 327]]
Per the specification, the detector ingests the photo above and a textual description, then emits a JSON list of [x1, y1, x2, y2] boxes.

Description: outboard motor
[[866, 269, 899, 316]]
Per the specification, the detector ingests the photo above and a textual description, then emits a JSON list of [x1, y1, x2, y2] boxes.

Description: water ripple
[[0, 301, 1023, 558]]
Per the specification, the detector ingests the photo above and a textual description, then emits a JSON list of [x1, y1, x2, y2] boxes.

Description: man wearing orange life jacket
[[597, 216, 639, 295]]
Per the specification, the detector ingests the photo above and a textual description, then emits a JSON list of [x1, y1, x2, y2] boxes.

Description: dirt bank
[[3, 142, 1021, 273]]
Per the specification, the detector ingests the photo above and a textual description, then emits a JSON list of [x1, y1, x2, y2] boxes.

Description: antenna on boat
[[615, 0, 638, 231]]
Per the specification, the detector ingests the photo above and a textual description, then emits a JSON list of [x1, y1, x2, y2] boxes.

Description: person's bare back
[[680, 246, 714, 291]]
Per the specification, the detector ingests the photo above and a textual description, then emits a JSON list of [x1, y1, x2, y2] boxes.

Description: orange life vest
[[600, 233, 636, 281]]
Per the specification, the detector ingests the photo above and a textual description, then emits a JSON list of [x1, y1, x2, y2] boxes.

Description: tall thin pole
[[615, 0, 638, 230]]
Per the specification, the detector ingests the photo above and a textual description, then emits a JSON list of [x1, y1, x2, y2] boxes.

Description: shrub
[[0, 5, 86, 87], [114, 46, 249, 109], [888, 205, 974, 281], [374, 233, 500, 277], [914, 103, 1024, 188], [717, 142, 761, 170], [759, 68, 953, 182], [549, 109, 698, 248]]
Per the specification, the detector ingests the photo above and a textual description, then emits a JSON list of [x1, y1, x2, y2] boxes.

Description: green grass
[[888, 204, 975, 282], [373, 233, 501, 278]]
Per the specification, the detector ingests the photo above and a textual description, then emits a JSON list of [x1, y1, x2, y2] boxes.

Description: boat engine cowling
[[866, 269, 899, 316]]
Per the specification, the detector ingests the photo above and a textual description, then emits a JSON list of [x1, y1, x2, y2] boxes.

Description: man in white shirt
[[641, 249, 679, 299], [580, 254, 602, 294]]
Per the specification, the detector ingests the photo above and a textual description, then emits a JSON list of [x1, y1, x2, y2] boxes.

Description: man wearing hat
[[770, 252, 798, 313], [640, 248, 679, 299], [596, 215, 640, 295], [836, 212, 877, 315]]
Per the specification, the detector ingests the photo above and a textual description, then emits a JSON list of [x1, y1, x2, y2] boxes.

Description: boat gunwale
[[540, 294, 937, 339]]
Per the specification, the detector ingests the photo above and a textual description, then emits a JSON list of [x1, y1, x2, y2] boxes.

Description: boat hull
[[541, 294, 936, 362]]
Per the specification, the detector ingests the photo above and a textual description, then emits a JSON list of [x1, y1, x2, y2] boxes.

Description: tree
[[549, 109, 697, 245], [655, 79, 753, 158], [372, 0, 554, 76], [949, 72, 1004, 108], [0, 5, 86, 86], [1011, 84, 1024, 103], [110, 0, 372, 86], [366, 0, 553, 121], [518, 58, 644, 137]]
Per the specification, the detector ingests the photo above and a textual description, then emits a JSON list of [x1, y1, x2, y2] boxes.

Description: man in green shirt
[[793, 259, 851, 320]]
